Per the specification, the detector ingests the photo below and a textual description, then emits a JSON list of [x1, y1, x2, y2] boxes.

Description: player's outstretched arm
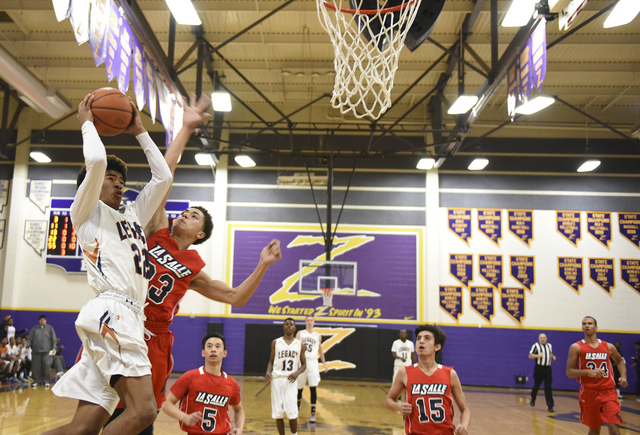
[[451, 369, 470, 435], [385, 367, 410, 415], [231, 402, 245, 435], [265, 340, 276, 383], [190, 240, 282, 306], [318, 335, 329, 373], [162, 391, 202, 427], [70, 94, 107, 227], [145, 94, 212, 237], [609, 343, 628, 388]]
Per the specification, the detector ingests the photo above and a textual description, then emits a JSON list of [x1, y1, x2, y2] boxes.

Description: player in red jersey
[[106, 94, 281, 434], [162, 332, 244, 435], [566, 316, 627, 435], [385, 324, 470, 435]]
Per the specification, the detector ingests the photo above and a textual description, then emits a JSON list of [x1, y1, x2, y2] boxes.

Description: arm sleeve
[[230, 379, 242, 406], [170, 372, 191, 400], [70, 122, 107, 228], [391, 341, 398, 352], [132, 132, 172, 228], [529, 343, 538, 354]]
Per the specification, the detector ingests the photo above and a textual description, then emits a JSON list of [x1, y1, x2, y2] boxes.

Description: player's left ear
[[196, 231, 205, 241], [202, 349, 206, 357], [435, 344, 442, 352], [223, 349, 227, 358]]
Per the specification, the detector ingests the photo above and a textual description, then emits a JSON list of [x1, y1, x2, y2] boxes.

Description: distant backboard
[[299, 260, 357, 295]]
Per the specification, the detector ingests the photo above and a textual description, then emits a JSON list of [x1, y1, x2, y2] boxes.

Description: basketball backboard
[[298, 260, 357, 295]]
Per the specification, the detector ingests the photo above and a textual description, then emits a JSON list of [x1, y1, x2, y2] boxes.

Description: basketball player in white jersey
[[295, 314, 328, 423], [392, 329, 417, 382], [47, 94, 172, 435], [266, 318, 307, 435]]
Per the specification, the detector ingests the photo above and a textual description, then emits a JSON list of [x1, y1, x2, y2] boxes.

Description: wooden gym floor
[[0, 376, 638, 434]]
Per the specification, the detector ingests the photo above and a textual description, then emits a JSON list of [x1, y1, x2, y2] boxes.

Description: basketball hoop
[[321, 288, 335, 307], [317, 0, 422, 119]]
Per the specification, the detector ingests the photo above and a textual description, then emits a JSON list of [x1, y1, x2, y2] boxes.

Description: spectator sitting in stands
[[18, 337, 31, 383], [6, 336, 22, 383], [4, 316, 29, 341]]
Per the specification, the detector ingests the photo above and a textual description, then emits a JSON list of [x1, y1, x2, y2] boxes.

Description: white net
[[321, 288, 335, 307], [317, 0, 422, 120]]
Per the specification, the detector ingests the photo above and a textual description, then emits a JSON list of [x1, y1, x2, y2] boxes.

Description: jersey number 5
[[201, 407, 217, 432], [416, 397, 445, 423]]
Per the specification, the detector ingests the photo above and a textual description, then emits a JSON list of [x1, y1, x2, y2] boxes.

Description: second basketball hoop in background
[[317, 0, 422, 119]]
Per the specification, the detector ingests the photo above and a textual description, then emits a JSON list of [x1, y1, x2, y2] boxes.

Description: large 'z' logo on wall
[[315, 327, 356, 371]]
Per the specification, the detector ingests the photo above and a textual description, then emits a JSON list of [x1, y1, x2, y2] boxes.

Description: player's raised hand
[[77, 94, 94, 125], [398, 402, 412, 416], [454, 423, 469, 435], [123, 97, 146, 136], [261, 239, 282, 266], [180, 411, 202, 427], [182, 93, 212, 130]]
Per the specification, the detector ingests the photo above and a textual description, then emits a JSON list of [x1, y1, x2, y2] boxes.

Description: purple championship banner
[[508, 210, 534, 247], [519, 37, 533, 103], [477, 209, 502, 246], [587, 212, 612, 249], [449, 254, 473, 289], [478, 254, 502, 290], [117, 10, 133, 93], [531, 18, 547, 91], [620, 259, 640, 295], [133, 35, 145, 111], [619, 213, 640, 248], [501, 287, 525, 325], [589, 258, 615, 295], [145, 54, 157, 123], [510, 255, 535, 292], [556, 211, 581, 247], [469, 286, 494, 323], [88, 0, 109, 67], [447, 208, 472, 245], [558, 257, 583, 293], [105, 0, 121, 82], [439, 286, 462, 322], [228, 224, 423, 323], [507, 59, 519, 118]]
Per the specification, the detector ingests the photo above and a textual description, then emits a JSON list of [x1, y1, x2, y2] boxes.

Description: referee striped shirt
[[530, 342, 553, 366]]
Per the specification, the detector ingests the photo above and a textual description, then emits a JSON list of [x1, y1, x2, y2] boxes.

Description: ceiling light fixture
[[211, 92, 232, 112], [603, 0, 640, 28], [195, 153, 218, 166], [577, 160, 601, 172], [416, 158, 435, 170], [514, 96, 555, 115], [502, 0, 537, 27], [30, 151, 51, 163], [468, 158, 489, 171], [447, 95, 479, 115], [235, 155, 256, 168], [165, 0, 202, 25]]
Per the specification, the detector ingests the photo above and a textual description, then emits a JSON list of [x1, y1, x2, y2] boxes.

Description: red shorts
[[146, 328, 174, 409], [578, 386, 622, 429]]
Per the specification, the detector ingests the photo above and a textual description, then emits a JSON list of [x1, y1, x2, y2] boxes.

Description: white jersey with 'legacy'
[[299, 330, 321, 366], [272, 337, 302, 378]]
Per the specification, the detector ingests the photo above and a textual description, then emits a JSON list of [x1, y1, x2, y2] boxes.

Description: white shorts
[[52, 292, 151, 414], [297, 362, 321, 388], [271, 376, 299, 420]]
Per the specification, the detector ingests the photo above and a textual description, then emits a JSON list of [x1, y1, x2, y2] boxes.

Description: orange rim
[[321, 0, 418, 15]]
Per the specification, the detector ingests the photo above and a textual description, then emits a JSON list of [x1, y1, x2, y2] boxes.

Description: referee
[[529, 333, 556, 412]]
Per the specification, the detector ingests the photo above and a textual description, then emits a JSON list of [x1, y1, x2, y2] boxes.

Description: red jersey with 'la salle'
[[144, 228, 205, 323], [405, 364, 454, 435], [576, 339, 615, 389], [170, 367, 241, 434]]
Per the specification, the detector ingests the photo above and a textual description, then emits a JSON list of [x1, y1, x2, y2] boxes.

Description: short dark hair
[[77, 155, 127, 188], [415, 324, 447, 349], [191, 206, 213, 245], [284, 317, 295, 324], [583, 316, 597, 326], [39, 315, 46, 320], [202, 332, 226, 350]]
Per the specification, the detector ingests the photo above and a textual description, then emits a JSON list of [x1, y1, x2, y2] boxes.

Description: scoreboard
[[46, 195, 190, 273]]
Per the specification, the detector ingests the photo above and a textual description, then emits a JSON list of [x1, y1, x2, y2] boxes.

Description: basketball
[[90, 88, 133, 136]]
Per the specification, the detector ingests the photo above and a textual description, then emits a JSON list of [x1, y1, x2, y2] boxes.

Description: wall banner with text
[[589, 258, 615, 295], [447, 208, 472, 245], [620, 259, 640, 295], [470, 286, 494, 323], [619, 213, 639, 248], [439, 286, 463, 322], [478, 254, 502, 290], [508, 210, 534, 247], [449, 254, 473, 289], [228, 224, 423, 323], [477, 209, 502, 246], [510, 255, 535, 292], [587, 212, 612, 249], [501, 287, 525, 325], [558, 257, 583, 293], [556, 211, 581, 246]]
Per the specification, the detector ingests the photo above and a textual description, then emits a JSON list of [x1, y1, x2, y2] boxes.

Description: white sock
[[291, 432, 297, 435]]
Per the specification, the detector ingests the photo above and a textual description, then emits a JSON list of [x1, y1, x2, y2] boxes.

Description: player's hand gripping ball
[[90, 88, 133, 136]]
